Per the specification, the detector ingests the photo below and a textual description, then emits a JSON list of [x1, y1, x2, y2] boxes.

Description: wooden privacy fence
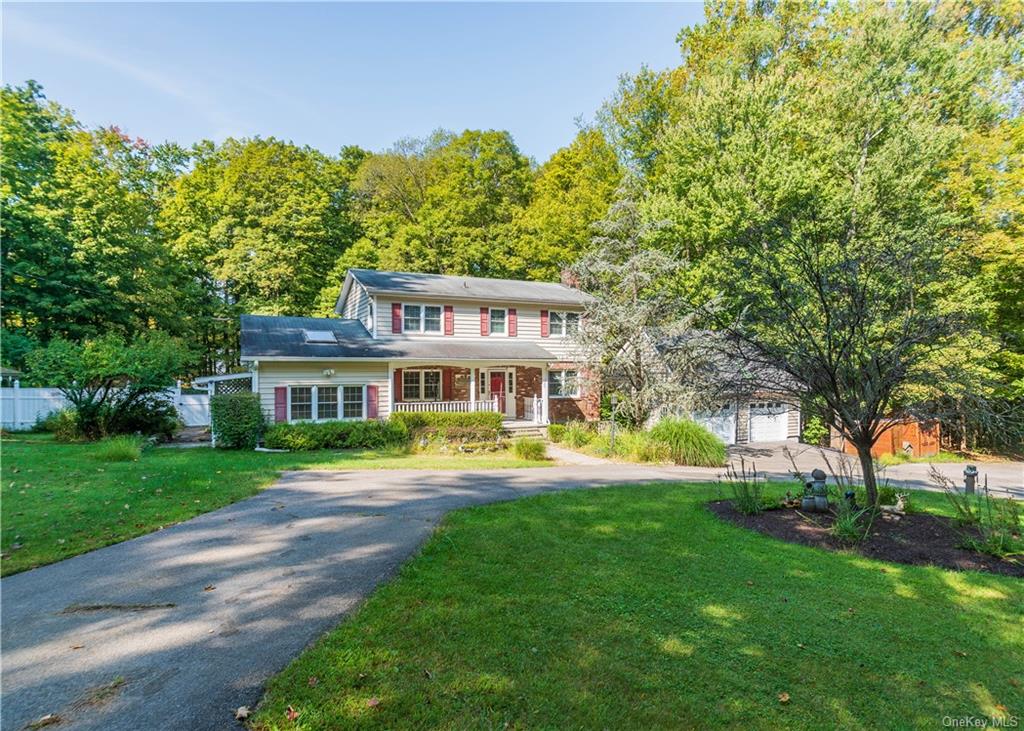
[[0, 381, 211, 429]]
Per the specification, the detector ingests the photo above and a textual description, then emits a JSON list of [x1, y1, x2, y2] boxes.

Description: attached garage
[[692, 402, 737, 445], [748, 400, 790, 442]]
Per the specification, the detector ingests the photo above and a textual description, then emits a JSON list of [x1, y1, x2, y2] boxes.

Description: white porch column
[[469, 367, 476, 408], [387, 363, 395, 418], [541, 366, 549, 424]]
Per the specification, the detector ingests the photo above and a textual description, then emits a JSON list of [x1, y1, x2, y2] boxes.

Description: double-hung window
[[549, 311, 579, 337], [342, 386, 364, 418], [290, 386, 313, 420], [403, 370, 441, 401], [548, 370, 580, 398], [489, 308, 506, 335], [403, 304, 442, 333], [317, 386, 339, 420]]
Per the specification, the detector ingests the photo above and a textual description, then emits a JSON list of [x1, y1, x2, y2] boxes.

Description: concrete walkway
[[2, 455, 1020, 731]]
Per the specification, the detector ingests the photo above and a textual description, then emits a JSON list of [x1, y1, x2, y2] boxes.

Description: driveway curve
[[2, 454, 1019, 731]]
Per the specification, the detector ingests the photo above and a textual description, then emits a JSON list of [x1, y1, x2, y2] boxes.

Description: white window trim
[[401, 302, 445, 335], [402, 369, 443, 402], [548, 310, 580, 338], [288, 384, 367, 422], [548, 370, 580, 399], [488, 307, 508, 337]]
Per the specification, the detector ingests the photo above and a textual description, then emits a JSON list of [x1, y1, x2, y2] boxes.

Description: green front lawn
[[254, 483, 1023, 730], [0, 434, 549, 576]]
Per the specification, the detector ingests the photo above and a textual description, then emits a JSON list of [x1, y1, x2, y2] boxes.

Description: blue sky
[[3, 2, 704, 162]]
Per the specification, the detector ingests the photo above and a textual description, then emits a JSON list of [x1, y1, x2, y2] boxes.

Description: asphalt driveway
[[2, 452, 1020, 731]]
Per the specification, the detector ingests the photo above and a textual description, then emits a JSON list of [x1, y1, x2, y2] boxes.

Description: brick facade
[[547, 363, 599, 423]]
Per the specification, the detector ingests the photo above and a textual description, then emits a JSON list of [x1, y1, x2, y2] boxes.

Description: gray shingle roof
[[240, 315, 558, 361], [347, 269, 594, 306]]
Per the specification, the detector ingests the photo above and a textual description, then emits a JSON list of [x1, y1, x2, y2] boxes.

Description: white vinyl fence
[[0, 381, 211, 430]]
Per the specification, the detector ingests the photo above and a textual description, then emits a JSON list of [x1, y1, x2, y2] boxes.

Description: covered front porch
[[389, 362, 550, 424]]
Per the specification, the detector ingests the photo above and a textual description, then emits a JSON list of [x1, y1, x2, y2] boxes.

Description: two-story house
[[240, 269, 599, 426]]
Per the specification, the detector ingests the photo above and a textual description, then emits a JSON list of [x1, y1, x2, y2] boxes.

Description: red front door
[[489, 372, 506, 413]]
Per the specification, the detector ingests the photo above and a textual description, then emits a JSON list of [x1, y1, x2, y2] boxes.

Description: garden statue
[[802, 468, 829, 512]]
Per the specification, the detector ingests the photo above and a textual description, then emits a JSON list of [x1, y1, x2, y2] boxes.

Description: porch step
[[502, 425, 549, 439]]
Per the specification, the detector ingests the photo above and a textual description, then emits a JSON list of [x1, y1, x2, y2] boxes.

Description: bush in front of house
[[210, 392, 266, 449], [514, 438, 547, 461], [547, 424, 566, 443], [390, 411, 503, 443], [263, 419, 409, 451], [648, 417, 727, 467]]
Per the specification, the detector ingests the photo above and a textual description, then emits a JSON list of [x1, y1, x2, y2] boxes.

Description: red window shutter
[[393, 368, 403, 403], [366, 385, 379, 418], [444, 305, 454, 335], [508, 308, 517, 337], [274, 386, 287, 422], [540, 310, 549, 338], [480, 307, 489, 336], [391, 302, 402, 333], [442, 369, 454, 400]]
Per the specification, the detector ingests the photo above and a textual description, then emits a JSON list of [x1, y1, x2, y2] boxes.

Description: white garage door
[[692, 403, 736, 445], [749, 401, 788, 442]]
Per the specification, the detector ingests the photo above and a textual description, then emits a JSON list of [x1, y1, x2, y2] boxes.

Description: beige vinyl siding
[[340, 281, 374, 333], [372, 296, 582, 360], [256, 361, 391, 419]]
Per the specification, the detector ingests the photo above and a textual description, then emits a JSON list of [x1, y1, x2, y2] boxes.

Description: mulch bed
[[708, 500, 1023, 578]]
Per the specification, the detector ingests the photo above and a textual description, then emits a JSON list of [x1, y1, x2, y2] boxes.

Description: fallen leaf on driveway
[[285, 705, 299, 721], [234, 706, 249, 720], [70, 644, 84, 650], [203, 585, 215, 592]]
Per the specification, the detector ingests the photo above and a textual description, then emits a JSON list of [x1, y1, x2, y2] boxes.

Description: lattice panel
[[214, 377, 252, 395]]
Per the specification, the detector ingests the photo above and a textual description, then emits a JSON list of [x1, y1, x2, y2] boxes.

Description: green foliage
[[831, 501, 872, 545], [513, 438, 547, 461], [547, 424, 567, 443], [561, 421, 595, 449], [91, 435, 144, 462], [210, 393, 265, 450], [723, 458, 765, 515], [26, 332, 188, 440], [801, 416, 829, 447], [263, 419, 408, 451], [389, 411, 503, 443], [649, 417, 726, 467], [938, 472, 1023, 558], [590, 430, 671, 463], [44, 408, 82, 443]]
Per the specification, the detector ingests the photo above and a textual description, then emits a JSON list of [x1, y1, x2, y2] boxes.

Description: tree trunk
[[854, 440, 877, 506]]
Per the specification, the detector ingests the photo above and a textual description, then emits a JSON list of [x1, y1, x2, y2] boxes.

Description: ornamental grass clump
[[649, 417, 726, 467], [513, 438, 547, 461], [561, 421, 594, 449], [91, 435, 145, 462]]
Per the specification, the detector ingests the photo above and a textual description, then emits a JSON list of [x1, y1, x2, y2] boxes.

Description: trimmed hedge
[[263, 419, 408, 451], [210, 393, 265, 449], [390, 411, 503, 443]]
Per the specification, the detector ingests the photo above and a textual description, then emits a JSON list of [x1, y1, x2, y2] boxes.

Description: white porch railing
[[394, 398, 498, 414], [523, 395, 541, 424]]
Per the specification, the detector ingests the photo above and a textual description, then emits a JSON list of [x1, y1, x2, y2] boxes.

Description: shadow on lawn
[[254, 487, 1022, 730]]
